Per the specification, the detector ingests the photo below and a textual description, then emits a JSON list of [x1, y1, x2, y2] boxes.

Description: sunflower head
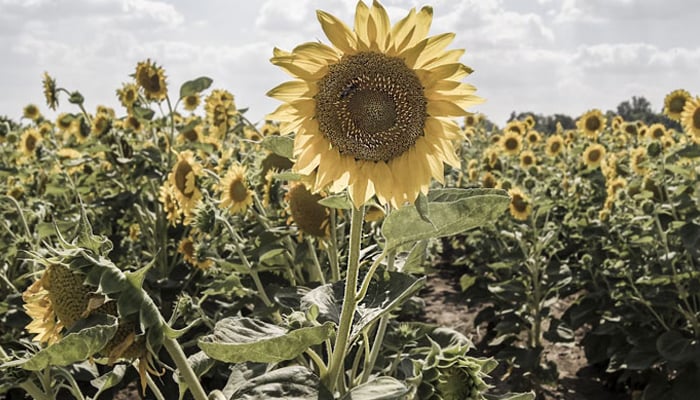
[[205, 89, 238, 137], [481, 172, 497, 189], [500, 131, 522, 155], [611, 115, 624, 131], [285, 182, 331, 239], [42, 72, 59, 110], [183, 93, 201, 112], [19, 128, 42, 157], [267, 1, 482, 208], [523, 115, 536, 129], [519, 150, 537, 169], [545, 134, 564, 157], [218, 164, 253, 214], [117, 83, 139, 110], [91, 114, 112, 137], [508, 187, 531, 221], [464, 113, 481, 128], [178, 237, 213, 269], [577, 109, 606, 139], [630, 146, 649, 175], [167, 151, 203, 218], [525, 130, 541, 146], [582, 143, 606, 169], [680, 96, 700, 142], [622, 122, 638, 138], [23, 104, 42, 121], [664, 89, 691, 121], [134, 59, 168, 101]]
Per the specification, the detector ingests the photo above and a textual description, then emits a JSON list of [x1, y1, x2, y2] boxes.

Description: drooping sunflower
[[611, 115, 623, 131], [663, 89, 691, 121], [680, 96, 700, 143], [167, 150, 203, 216], [178, 237, 213, 270], [19, 128, 42, 157], [582, 143, 606, 169], [519, 150, 537, 169], [500, 130, 522, 156], [218, 163, 253, 214], [205, 89, 238, 138], [508, 187, 531, 221], [545, 134, 565, 157], [91, 114, 112, 137], [481, 171, 497, 188], [285, 182, 331, 239], [23, 104, 42, 121], [134, 59, 168, 101], [42, 72, 59, 110], [577, 109, 606, 139], [267, 1, 482, 208]]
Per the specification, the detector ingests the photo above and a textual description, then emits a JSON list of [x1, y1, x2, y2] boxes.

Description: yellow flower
[[124, 115, 143, 133], [500, 130, 522, 156], [134, 59, 168, 101], [606, 176, 627, 197], [218, 164, 253, 214], [42, 72, 59, 110], [646, 123, 667, 141], [117, 83, 139, 110], [267, 1, 482, 208], [523, 115, 536, 129], [504, 120, 526, 136], [680, 96, 700, 143], [205, 89, 238, 137], [519, 150, 536, 169], [621, 122, 638, 137], [464, 113, 481, 128], [91, 114, 111, 137], [23, 104, 42, 121], [525, 130, 541, 146], [285, 182, 331, 239], [22, 279, 63, 345], [167, 151, 203, 217], [630, 146, 648, 175], [177, 117, 204, 144], [545, 134, 564, 157], [178, 237, 213, 270], [508, 187, 531, 221], [663, 89, 691, 121], [19, 128, 42, 156], [481, 171, 497, 188], [577, 109, 606, 139], [182, 93, 200, 112], [260, 120, 281, 136], [158, 184, 181, 226], [582, 143, 606, 169], [611, 115, 623, 131]]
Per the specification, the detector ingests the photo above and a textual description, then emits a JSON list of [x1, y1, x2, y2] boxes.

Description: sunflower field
[[1, 2, 699, 400]]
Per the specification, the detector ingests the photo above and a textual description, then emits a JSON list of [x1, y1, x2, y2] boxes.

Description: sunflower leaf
[[198, 317, 334, 363], [415, 192, 434, 226], [179, 76, 213, 99], [339, 377, 409, 400], [383, 190, 509, 251], [228, 365, 331, 400], [262, 136, 294, 159], [318, 193, 352, 209]]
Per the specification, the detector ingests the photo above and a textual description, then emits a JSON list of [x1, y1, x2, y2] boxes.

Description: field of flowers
[[1, 2, 699, 400]]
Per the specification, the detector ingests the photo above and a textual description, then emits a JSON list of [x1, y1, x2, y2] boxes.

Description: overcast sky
[[1, 0, 699, 126]]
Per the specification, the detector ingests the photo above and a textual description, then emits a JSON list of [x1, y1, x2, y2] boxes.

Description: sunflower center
[[504, 137, 518, 151], [652, 127, 664, 139], [585, 117, 601, 132], [693, 108, 700, 129], [288, 184, 329, 238], [316, 52, 427, 162], [512, 194, 528, 212], [183, 127, 199, 141], [523, 155, 533, 165], [550, 142, 561, 153], [174, 161, 194, 196], [588, 149, 601, 162], [670, 96, 686, 113], [25, 134, 37, 151], [229, 179, 248, 202]]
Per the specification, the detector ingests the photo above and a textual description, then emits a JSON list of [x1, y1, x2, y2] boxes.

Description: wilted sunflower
[[285, 182, 331, 239], [680, 96, 700, 142], [23, 104, 42, 121], [167, 151, 203, 216], [218, 164, 253, 214], [117, 83, 139, 110], [508, 187, 531, 221], [267, 1, 482, 208], [663, 89, 691, 121], [178, 237, 213, 269], [577, 109, 606, 139], [134, 59, 168, 101], [582, 143, 606, 169], [500, 131, 522, 156], [519, 150, 536, 169], [182, 93, 201, 112], [19, 128, 42, 157], [545, 134, 564, 157], [42, 72, 59, 110]]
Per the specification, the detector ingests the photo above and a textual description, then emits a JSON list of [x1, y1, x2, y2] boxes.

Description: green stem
[[325, 205, 364, 394], [162, 336, 208, 400], [327, 208, 341, 282], [143, 364, 167, 400], [19, 380, 51, 400], [307, 237, 326, 284]]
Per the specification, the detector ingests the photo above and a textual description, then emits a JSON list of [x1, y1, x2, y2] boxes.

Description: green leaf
[[91, 364, 127, 399], [428, 187, 506, 202], [228, 365, 332, 400], [131, 105, 155, 120], [339, 377, 409, 400], [459, 274, 477, 291], [21, 314, 118, 370], [656, 330, 700, 363], [179, 76, 213, 98], [415, 192, 433, 226], [318, 193, 352, 209], [673, 143, 700, 158], [382, 190, 509, 251], [483, 392, 536, 400], [198, 318, 334, 363], [262, 136, 294, 159], [397, 240, 428, 274]]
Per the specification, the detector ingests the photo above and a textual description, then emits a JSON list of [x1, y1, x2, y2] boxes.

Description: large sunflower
[[663, 89, 691, 121], [218, 164, 253, 214], [167, 151, 203, 217], [577, 109, 606, 139], [19, 128, 42, 157], [582, 143, 606, 169], [545, 134, 564, 157], [500, 130, 522, 156], [267, 1, 482, 208], [681, 96, 700, 143]]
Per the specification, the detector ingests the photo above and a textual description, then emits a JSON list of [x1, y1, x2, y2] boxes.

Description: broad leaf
[[179, 76, 213, 98], [91, 364, 127, 399], [198, 318, 334, 363], [339, 377, 409, 400], [656, 330, 700, 363], [228, 365, 332, 400], [318, 193, 352, 209], [262, 136, 294, 159]]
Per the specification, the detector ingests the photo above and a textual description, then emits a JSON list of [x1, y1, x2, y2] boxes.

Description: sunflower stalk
[[18, 380, 51, 400], [162, 335, 208, 400], [325, 204, 364, 393]]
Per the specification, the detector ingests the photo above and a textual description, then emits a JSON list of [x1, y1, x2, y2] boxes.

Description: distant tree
[[613, 96, 682, 130], [507, 111, 575, 135]]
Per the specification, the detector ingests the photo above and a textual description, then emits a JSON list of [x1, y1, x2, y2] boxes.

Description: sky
[[1, 0, 699, 127]]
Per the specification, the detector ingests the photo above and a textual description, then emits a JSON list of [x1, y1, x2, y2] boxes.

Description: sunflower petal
[[427, 100, 468, 117], [317, 10, 358, 54], [370, 0, 391, 51], [266, 80, 316, 101], [414, 33, 455, 68], [354, 1, 371, 49]]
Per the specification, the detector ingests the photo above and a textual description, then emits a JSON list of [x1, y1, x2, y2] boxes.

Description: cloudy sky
[[1, 0, 698, 126]]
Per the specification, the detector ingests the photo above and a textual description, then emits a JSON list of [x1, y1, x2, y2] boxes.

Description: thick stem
[[19, 380, 51, 400], [325, 205, 364, 393], [162, 336, 208, 400]]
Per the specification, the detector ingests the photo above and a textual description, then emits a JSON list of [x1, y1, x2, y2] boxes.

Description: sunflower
[[42, 72, 59, 110], [182, 93, 200, 112], [680, 96, 700, 143], [177, 117, 204, 144], [519, 150, 536, 169], [124, 115, 143, 133], [167, 151, 203, 216], [267, 1, 482, 208], [606, 176, 627, 198], [500, 131, 522, 155], [646, 123, 667, 141], [464, 113, 481, 128], [218, 164, 253, 214], [630, 146, 648, 175], [577, 109, 606, 139], [545, 134, 564, 157], [134, 59, 168, 101], [91, 114, 111, 137], [523, 115, 536, 129], [178, 237, 213, 269], [158, 184, 181, 226], [481, 171, 497, 188], [611, 115, 623, 131], [19, 128, 42, 157], [205, 89, 238, 138], [23, 104, 42, 121], [22, 279, 62, 345], [285, 182, 331, 239], [621, 122, 638, 138], [582, 143, 606, 169], [663, 89, 691, 121], [117, 83, 139, 110], [508, 187, 531, 221], [525, 130, 541, 146]]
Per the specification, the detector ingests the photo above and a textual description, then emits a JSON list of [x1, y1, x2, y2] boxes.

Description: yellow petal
[[292, 42, 340, 62], [406, 6, 433, 49], [421, 49, 466, 69], [370, 0, 391, 51], [267, 103, 299, 123], [317, 10, 358, 54], [266, 80, 316, 102], [413, 33, 456, 68], [354, 1, 371, 49], [427, 100, 468, 117], [270, 56, 328, 80]]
